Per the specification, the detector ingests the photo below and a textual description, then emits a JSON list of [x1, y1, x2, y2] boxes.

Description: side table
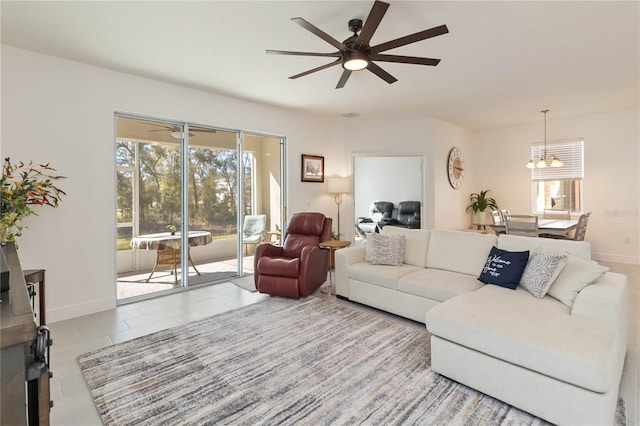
[[319, 240, 351, 295], [23, 269, 46, 326]]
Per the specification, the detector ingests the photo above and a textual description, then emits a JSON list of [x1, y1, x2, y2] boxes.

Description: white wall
[[1, 45, 345, 321], [431, 119, 475, 230], [353, 156, 423, 218], [473, 109, 640, 264]]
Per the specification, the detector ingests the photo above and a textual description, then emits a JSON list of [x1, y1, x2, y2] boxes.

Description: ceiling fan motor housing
[[348, 18, 363, 34]]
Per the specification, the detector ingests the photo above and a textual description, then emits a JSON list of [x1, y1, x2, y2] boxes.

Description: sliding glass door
[[115, 115, 284, 302]]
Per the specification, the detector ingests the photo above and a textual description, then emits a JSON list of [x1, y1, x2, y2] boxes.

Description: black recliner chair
[[379, 201, 421, 229], [356, 201, 394, 237]]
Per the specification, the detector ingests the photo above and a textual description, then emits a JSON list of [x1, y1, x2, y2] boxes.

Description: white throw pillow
[[369, 233, 405, 266], [382, 227, 430, 267], [547, 255, 609, 307], [519, 247, 568, 298]]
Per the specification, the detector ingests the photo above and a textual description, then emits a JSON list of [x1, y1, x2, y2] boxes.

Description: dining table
[[130, 231, 213, 282], [130, 230, 213, 250], [491, 218, 579, 238]]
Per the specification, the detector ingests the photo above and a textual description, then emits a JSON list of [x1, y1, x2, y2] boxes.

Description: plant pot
[[472, 211, 492, 226]]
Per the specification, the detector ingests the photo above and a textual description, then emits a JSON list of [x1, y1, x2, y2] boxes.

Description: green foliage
[[466, 190, 499, 213], [1, 158, 66, 241], [115, 140, 253, 237]]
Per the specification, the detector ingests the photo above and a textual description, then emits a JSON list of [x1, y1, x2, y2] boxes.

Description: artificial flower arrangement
[[0, 157, 66, 242]]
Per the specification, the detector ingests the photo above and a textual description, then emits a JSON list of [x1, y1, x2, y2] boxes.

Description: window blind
[[531, 139, 583, 180]]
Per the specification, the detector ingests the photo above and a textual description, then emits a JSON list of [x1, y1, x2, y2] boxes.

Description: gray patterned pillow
[[519, 247, 568, 298], [369, 233, 405, 266]]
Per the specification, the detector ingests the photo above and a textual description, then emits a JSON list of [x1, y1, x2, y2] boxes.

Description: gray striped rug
[[78, 298, 625, 425]]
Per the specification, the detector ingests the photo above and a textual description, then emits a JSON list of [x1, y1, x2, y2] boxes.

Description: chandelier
[[526, 109, 563, 169]]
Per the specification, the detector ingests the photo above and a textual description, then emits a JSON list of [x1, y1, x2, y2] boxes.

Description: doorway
[[115, 115, 284, 301], [353, 155, 424, 242]]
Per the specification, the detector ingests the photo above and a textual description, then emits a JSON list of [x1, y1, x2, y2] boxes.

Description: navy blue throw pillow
[[478, 246, 530, 290]]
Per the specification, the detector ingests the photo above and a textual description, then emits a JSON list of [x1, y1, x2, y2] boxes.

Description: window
[[531, 139, 583, 213]]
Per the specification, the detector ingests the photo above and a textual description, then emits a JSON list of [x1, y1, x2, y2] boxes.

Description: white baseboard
[[47, 297, 116, 323], [591, 251, 640, 265]]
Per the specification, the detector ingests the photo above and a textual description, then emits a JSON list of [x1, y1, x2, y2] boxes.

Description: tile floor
[[47, 262, 638, 425]]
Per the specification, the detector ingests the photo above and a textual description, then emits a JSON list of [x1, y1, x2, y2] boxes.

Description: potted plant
[[466, 190, 499, 228], [167, 224, 177, 235], [0, 158, 66, 242]]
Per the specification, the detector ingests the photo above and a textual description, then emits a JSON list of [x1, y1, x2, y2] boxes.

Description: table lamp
[[327, 177, 350, 239]]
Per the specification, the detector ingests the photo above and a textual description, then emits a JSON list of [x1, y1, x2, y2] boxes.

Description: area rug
[[78, 298, 626, 426], [229, 273, 257, 292]]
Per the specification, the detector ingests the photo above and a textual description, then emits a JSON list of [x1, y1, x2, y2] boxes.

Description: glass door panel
[[186, 127, 239, 284], [116, 116, 184, 300], [241, 134, 283, 275]]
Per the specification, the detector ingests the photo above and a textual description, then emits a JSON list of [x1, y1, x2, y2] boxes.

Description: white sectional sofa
[[334, 227, 628, 425]]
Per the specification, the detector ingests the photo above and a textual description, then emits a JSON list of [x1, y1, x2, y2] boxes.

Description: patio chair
[[146, 245, 201, 285], [243, 214, 267, 255]]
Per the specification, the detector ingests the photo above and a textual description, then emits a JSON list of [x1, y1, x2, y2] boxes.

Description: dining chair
[[490, 210, 505, 235], [499, 209, 511, 221], [571, 212, 591, 241], [543, 209, 570, 220], [505, 215, 539, 237]]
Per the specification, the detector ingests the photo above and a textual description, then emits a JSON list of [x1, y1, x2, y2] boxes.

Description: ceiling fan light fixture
[[342, 52, 369, 71]]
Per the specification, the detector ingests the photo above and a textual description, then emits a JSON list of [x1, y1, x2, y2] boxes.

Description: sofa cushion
[[398, 269, 484, 302], [519, 247, 568, 298], [477, 246, 529, 290], [426, 230, 497, 276], [348, 262, 422, 290], [426, 285, 619, 393], [369, 233, 405, 266], [547, 255, 609, 308], [381, 227, 430, 267], [498, 234, 591, 260]]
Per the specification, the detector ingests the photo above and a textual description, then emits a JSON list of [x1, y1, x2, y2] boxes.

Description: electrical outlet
[[624, 236, 631, 244]]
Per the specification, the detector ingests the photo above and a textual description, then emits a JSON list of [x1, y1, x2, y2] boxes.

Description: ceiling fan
[[266, 0, 449, 89], [146, 123, 216, 138]]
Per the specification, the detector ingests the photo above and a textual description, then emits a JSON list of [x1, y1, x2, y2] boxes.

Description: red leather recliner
[[254, 212, 332, 298]]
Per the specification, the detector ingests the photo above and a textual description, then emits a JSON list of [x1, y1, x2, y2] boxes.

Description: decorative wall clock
[[447, 147, 464, 189]]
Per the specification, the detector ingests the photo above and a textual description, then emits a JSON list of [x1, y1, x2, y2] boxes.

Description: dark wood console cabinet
[[1, 242, 52, 426]]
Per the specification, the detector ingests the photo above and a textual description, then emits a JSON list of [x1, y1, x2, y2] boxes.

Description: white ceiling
[[2, 1, 638, 130]]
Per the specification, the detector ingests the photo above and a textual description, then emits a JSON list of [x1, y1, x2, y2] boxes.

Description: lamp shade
[[327, 177, 350, 194]]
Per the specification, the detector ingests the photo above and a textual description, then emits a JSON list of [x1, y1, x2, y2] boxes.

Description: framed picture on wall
[[301, 154, 324, 182]]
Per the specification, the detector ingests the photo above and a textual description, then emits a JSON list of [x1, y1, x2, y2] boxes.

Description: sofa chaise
[[335, 227, 627, 425]]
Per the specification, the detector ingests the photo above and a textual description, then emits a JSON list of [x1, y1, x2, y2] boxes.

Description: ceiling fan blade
[[354, 0, 389, 49], [367, 62, 397, 84], [371, 24, 449, 54], [371, 54, 441, 66], [336, 70, 352, 89], [266, 49, 341, 58], [192, 128, 217, 134], [289, 59, 342, 80], [292, 17, 348, 51]]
